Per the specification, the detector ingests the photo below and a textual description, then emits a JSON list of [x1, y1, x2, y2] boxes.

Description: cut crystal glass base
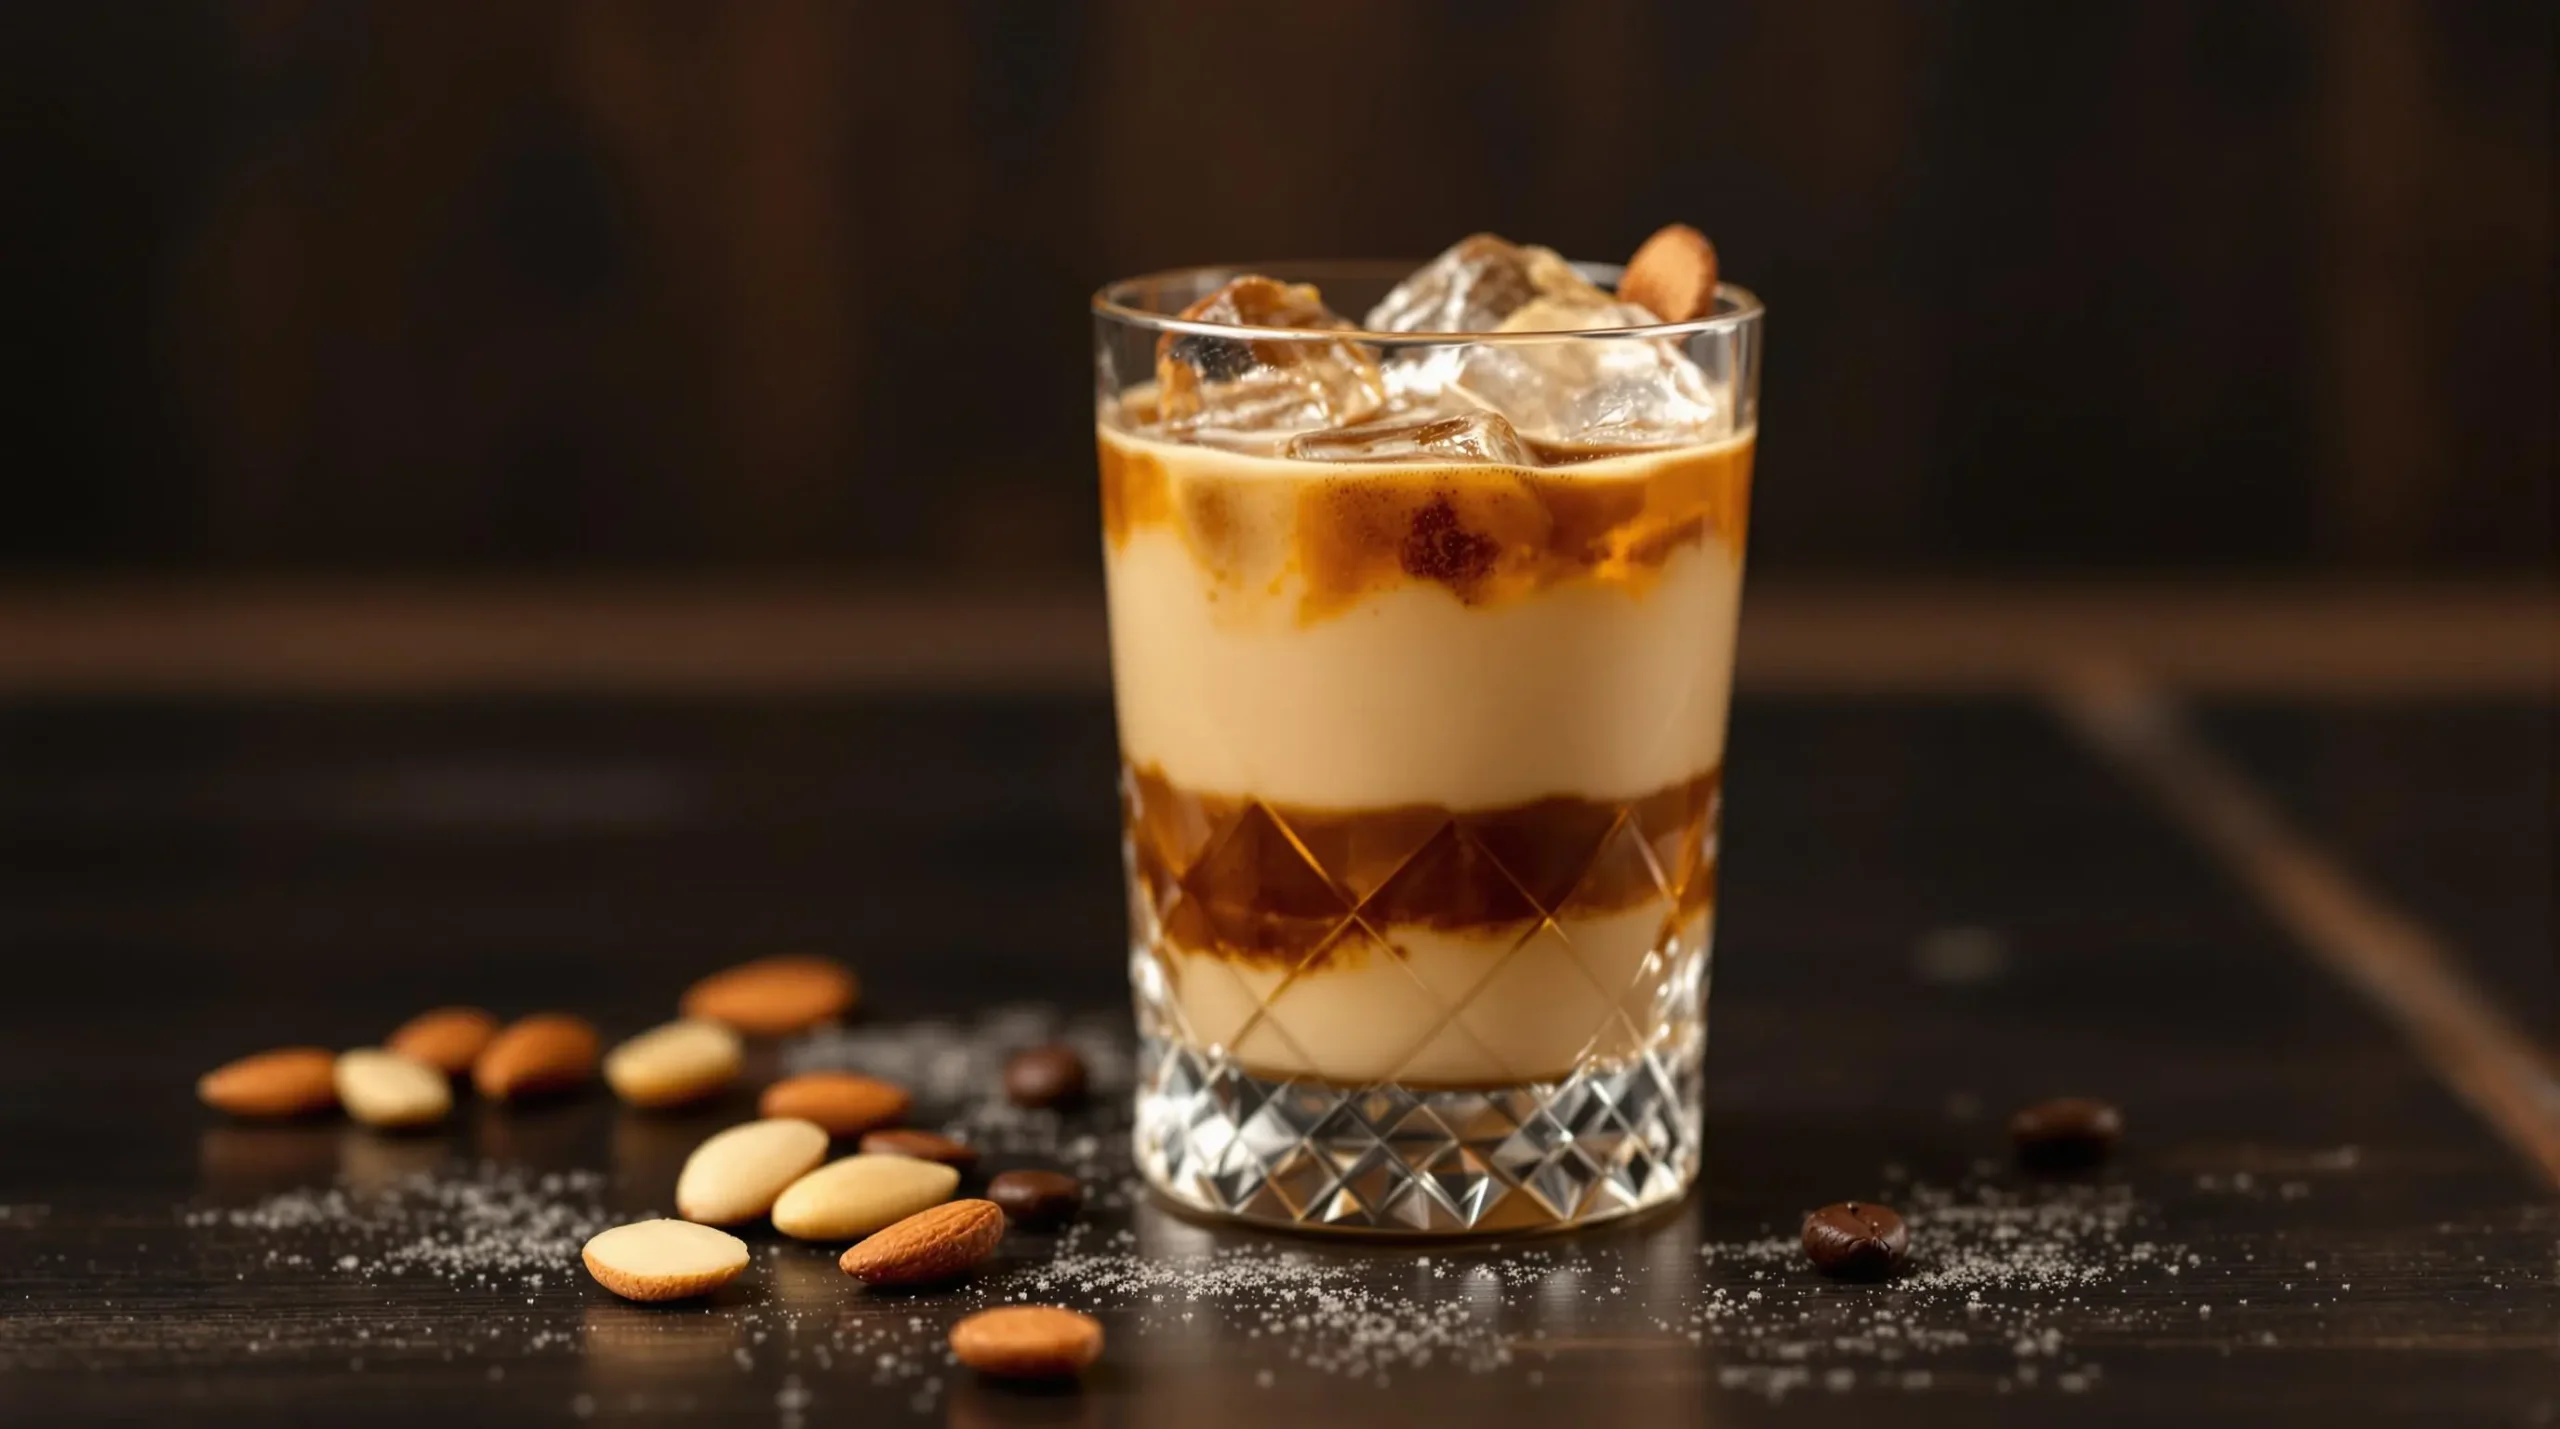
[[1133, 1015, 1702, 1235]]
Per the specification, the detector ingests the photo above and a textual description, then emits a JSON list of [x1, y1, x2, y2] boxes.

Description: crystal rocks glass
[[1095, 261, 1762, 1233]]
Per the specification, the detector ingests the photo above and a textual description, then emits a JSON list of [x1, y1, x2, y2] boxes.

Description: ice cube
[[1363, 234, 1612, 334], [1284, 409, 1530, 466], [1154, 276, 1384, 443], [1448, 298, 1726, 448], [1495, 296, 1661, 333], [1365, 236, 1645, 410]]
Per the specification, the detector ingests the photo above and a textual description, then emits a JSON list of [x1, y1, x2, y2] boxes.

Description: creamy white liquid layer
[[1103, 433, 1746, 810], [1158, 909, 1712, 1085]]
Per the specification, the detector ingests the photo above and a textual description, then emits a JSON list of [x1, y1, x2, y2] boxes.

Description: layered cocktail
[[1095, 229, 1761, 1232]]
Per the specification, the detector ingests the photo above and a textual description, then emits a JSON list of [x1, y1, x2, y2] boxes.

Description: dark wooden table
[[2, 691, 2552, 1426]]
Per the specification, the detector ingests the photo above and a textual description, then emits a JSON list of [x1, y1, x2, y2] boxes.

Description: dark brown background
[[4, 0, 2550, 582]]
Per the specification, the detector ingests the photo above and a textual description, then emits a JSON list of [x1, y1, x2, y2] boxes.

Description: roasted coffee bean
[[2011, 1097, 2123, 1169], [1002, 1044, 1089, 1109], [1801, 1201, 1908, 1280], [987, 1170, 1084, 1229], [859, 1127, 981, 1171]]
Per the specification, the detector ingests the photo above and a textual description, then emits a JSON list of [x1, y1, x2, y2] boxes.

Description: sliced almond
[[837, 1198, 1003, 1287], [771, 1154, 959, 1242], [472, 1014, 600, 1101], [386, 1007, 498, 1077], [949, 1305, 1104, 1379], [334, 1048, 452, 1129], [1618, 223, 1719, 322], [604, 1019, 743, 1109], [759, 1072, 910, 1137], [680, 956, 858, 1036], [581, 1219, 750, 1302], [675, 1118, 829, 1225], [198, 1047, 339, 1118]]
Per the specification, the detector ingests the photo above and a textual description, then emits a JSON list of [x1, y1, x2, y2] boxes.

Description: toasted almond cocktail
[[1098, 229, 1761, 1234]]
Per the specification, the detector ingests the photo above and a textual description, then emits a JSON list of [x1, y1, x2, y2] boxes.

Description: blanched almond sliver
[[582, 1219, 750, 1302], [771, 1155, 959, 1241], [335, 1048, 452, 1129], [676, 1118, 830, 1225], [604, 1019, 743, 1109]]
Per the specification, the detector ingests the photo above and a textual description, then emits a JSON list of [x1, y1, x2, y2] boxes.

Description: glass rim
[[1092, 259, 1763, 346]]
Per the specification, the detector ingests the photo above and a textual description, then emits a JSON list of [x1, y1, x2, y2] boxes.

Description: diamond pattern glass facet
[[1135, 1009, 1703, 1233], [1126, 778, 1713, 1233]]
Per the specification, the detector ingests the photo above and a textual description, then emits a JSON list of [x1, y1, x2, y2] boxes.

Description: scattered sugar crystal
[[192, 1164, 618, 1287], [169, 1015, 2204, 1402]]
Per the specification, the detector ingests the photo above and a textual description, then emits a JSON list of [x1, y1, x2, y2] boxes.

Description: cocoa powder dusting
[[1397, 495, 1501, 595]]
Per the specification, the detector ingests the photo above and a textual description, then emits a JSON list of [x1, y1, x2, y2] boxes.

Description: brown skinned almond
[[199, 1047, 340, 1118], [386, 1007, 499, 1077], [837, 1199, 1003, 1287], [760, 1072, 911, 1137], [1618, 223, 1719, 322], [681, 956, 858, 1036], [472, 1014, 600, 1101], [949, 1306, 1104, 1379]]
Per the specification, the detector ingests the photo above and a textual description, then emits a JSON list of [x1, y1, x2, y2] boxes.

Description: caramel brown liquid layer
[[1124, 763, 1719, 970], [1099, 430, 1753, 624]]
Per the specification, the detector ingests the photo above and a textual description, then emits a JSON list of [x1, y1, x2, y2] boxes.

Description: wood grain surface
[[0, 693, 2551, 1426]]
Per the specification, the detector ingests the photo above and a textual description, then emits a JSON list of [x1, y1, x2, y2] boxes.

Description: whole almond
[[759, 1072, 910, 1137], [680, 956, 858, 1036], [604, 1019, 743, 1109], [949, 1305, 1104, 1379], [581, 1219, 750, 1302], [385, 1007, 499, 1077], [334, 1048, 452, 1129], [472, 1014, 600, 1101], [1618, 222, 1719, 322], [675, 1118, 829, 1225], [199, 1047, 339, 1118], [771, 1154, 959, 1241], [857, 1127, 979, 1170], [838, 1198, 1003, 1287]]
